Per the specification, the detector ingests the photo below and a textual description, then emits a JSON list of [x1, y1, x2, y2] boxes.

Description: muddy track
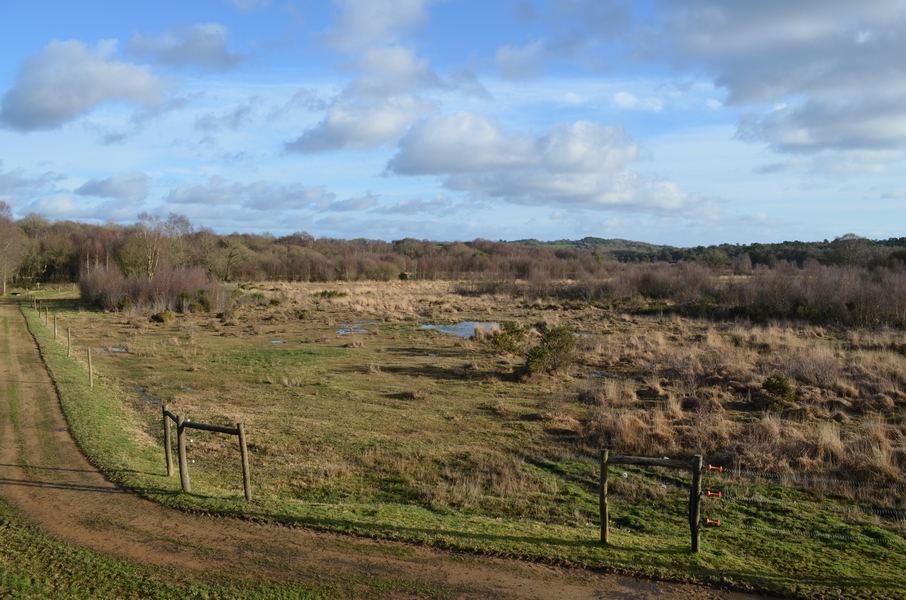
[[0, 300, 763, 599]]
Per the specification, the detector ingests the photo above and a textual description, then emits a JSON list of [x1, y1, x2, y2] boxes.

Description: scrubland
[[25, 280, 906, 598]]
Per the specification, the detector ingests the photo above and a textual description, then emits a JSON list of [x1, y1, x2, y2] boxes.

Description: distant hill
[[512, 237, 666, 252], [510, 235, 906, 267]]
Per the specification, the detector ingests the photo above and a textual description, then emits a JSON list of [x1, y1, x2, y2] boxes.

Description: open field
[[19, 281, 906, 598]]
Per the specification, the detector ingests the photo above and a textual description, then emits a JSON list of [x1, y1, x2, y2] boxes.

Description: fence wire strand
[[712, 467, 906, 490], [729, 524, 901, 546], [719, 495, 906, 518]]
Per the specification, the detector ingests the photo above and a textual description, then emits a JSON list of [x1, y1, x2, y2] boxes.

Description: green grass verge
[[21, 300, 906, 599]]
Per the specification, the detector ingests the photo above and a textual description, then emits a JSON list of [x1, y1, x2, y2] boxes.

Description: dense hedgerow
[[80, 264, 225, 313]]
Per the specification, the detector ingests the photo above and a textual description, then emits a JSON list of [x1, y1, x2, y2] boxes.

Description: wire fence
[[715, 467, 906, 490], [730, 524, 898, 545], [586, 452, 906, 549]]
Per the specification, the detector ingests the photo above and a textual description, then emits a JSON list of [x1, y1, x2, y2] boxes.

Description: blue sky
[[1, 0, 905, 245]]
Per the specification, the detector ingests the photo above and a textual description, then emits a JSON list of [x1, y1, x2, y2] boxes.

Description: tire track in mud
[[0, 300, 767, 599]]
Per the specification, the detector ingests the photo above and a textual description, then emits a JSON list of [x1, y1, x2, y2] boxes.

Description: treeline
[[1, 206, 905, 326], [6, 211, 905, 286], [525, 234, 906, 269]]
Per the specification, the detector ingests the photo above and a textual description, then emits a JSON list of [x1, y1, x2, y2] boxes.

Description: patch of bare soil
[[0, 299, 768, 599]]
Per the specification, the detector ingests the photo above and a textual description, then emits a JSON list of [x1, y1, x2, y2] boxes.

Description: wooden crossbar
[[161, 404, 251, 502], [600, 450, 704, 553]]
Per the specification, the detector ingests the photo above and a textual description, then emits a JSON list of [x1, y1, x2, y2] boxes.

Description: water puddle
[[337, 322, 371, 334], [418, 321, 499, 339]]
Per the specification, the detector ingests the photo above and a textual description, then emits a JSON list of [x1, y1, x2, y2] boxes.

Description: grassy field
[[19, 281, 906, 598]]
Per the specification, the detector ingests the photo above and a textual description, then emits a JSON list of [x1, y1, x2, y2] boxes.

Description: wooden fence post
[[88, 348, 93, 387], [53, 314, 57, 339], [238, 422, 252, 502], [600, 448, 609, 544], [690, 454, 703, 553], [177, 414, 191, 493], [67, 328, 71, 357], [162, 404, 173, 477]]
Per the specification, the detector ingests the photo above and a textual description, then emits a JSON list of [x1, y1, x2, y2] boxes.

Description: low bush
[[525, 322, 577, 375], [490, 321, 528, 355]]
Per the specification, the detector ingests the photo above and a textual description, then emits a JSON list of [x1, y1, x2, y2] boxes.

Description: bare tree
[[164, 213, 193, 268], [136, 212, 166, 279], [0, 202, 21, 295]]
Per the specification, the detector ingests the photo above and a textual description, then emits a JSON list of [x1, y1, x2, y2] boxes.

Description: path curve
[[0, 300, 763, 599]]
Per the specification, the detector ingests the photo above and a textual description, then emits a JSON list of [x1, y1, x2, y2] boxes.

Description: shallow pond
[[418, 321, 500, 339]]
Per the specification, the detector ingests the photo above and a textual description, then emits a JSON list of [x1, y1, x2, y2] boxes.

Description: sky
[[1, 0, 905, 246]]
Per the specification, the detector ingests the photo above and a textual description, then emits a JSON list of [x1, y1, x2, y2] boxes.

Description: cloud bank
[[388, 113, 691, 211], [128, 23, 245, 70], [0, 40, 168, 131]]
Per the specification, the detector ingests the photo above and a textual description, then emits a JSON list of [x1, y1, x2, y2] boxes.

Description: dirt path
[[0, 300, 764, 599]]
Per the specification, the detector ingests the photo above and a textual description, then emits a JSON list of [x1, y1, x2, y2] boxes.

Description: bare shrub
[[585, 409, 649, 454], [472, 323, 500, 342], [81, 264, 221, 313], [577, 378, 637, 408], [812, 422, 845, 464], [787, 348, 840, 387]]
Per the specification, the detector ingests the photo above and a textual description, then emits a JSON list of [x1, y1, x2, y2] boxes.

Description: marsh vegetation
[[24, 277, 906, 598]]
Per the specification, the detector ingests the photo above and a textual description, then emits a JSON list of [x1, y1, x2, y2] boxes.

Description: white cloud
[[348, 45, 441, 98], [376, 194, 452, 214], [0, 163, 67, 197], [267, 89, 329, 121], [285, 96, 433, 152], [24, 195, 94, 219], [613, 91, 662, 111], [389, 113, 639, 174], [128, 23, 245, 70], [75, 172, 150, 201], [737, 93, 906, 154], [656, 1, 906, 155], [195, 97, 261, 132], [881, 188, 906, 199], [495, 40, 547, 81], [326, 193, 379, 211], [388, 112, 692, 211], [166, 177, 335, 211], [322, 0, 429, 51], [0, 40, 168, 131]]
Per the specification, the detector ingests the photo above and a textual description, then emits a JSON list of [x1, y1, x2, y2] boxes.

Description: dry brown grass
[[55, 279, 906, 487]]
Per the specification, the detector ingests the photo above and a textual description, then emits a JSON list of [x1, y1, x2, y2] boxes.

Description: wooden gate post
[[53, 314, 57, 339], [177, 414, 191, 493], [690, 454, 703, 553], [600, 449, 609, 544], [238, 422, 252, 502], [67, 328, 71, 357], [88, 349, 93, 387], [162, 404, 173, 477]]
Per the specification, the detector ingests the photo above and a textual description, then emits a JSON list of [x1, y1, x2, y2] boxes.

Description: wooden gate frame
[[600, 450, 704, 552], [162, 404, 252, 502]]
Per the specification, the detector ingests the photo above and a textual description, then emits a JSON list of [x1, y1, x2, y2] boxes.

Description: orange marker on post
[[706, 491, 722, 498], [708, 465, 723, 473], [705, 519, 721, 527]]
